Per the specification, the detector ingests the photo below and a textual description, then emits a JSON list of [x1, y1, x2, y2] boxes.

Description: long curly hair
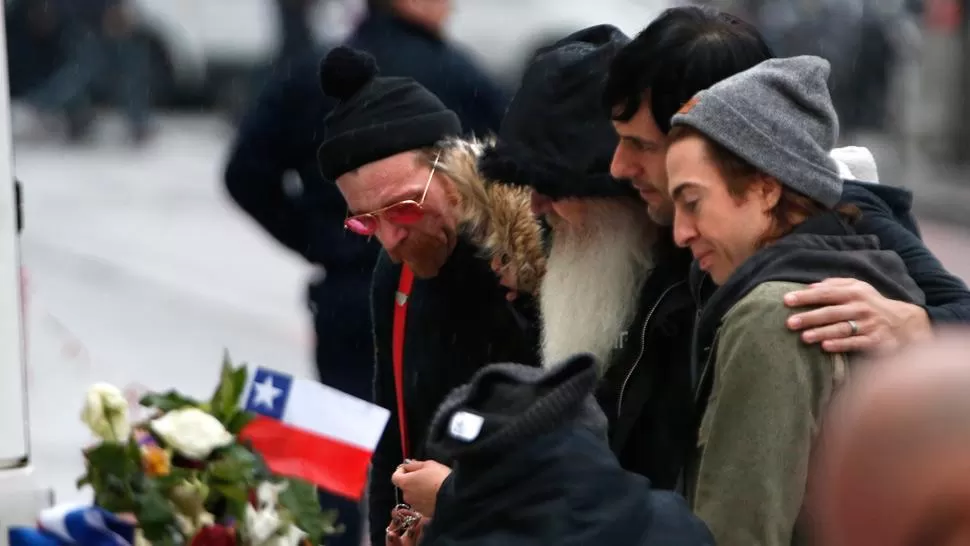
[[418, 137, 547, 295]]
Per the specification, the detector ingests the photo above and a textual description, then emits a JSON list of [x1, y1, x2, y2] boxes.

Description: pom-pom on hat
[[316, 46, 462, 182]]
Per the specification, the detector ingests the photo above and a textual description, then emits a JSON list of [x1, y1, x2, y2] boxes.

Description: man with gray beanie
[[671, 54, 845, 212], [664, 55, 924, 546], [607, 5, 970, 358], [416, 355, 715, 545]]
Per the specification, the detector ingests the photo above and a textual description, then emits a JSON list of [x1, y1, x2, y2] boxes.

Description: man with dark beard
[[478, 24, 697, 491]]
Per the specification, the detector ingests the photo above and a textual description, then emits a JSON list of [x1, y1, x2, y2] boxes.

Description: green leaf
[[225, 409, 255, 435], [278, 478, 337, 545], [140, 391, 202, 413], [85, 442, 131, 470], [135, 481, 177, 543], [211, 481, 249, 503], [82, 441, 141, 506], [210, 484, 250, 522], [153, 467, 194, 493], [208, 443, 261, 485], [94, 474, 136, 513], [208, 351, 250, 427], [236, 439, 273, 480]]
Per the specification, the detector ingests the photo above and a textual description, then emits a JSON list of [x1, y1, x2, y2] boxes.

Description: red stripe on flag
[[240, 416, 372, 501]]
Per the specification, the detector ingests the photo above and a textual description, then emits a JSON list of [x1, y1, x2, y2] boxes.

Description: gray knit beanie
[[424, 354, 608, 461], [670, 55, 843, 208]]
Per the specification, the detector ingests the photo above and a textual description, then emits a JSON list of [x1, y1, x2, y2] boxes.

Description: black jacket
[[367, 238, 540, 546], [423, 424, 714, 546], [224, 49, 382, 397], [347, 13, 508, 138], [842, 180, 970, 323], [596, 232, 696, 491], [420, 354, 712, 546]]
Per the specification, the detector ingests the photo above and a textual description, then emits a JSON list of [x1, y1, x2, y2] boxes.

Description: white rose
[[81, 383, 131, 442], [268, 524, 308, 546], [149, 408, 233, 460], [246, 503, 283, 546]]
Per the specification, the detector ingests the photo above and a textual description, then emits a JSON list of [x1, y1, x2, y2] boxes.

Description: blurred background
[[6, 0, 970, 508]]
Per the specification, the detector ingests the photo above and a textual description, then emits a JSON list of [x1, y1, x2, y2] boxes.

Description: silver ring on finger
[[847, 320, 860, 336]]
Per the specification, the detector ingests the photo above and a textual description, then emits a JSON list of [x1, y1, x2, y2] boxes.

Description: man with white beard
[[538, 198, 655, 369], [478, 24, 698, 492]]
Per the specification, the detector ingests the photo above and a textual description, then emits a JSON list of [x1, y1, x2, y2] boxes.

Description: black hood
[[691, 212, 925, 351], [422, 427, 714, 546], [841, 180, 921, 238], [478, 24, 638, 200], [420, 355, 714, 546]]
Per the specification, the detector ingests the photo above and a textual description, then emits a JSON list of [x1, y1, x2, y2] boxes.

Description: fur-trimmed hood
[[434, 137, 547, 295]]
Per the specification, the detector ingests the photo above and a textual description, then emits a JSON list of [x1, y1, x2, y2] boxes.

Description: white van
[[0, 5, 53, 544]]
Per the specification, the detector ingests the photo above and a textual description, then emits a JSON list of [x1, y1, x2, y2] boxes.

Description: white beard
[[539, 200, 655, 375]]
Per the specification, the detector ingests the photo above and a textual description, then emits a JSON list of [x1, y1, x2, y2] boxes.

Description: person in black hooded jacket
[[665, 55, 924, 546], [419, 354, 715, 546], [606, 6, 970, 359], [472, 24, 698, 492]]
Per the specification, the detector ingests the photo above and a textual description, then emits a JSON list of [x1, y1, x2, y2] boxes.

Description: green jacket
[[689, 281, 848, 546]]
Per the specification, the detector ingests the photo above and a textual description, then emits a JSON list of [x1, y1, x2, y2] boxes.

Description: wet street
[[12, 115, 970, 504]]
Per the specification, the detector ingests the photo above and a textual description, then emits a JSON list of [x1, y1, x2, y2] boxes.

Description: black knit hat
[[479, 25, 637, 200], [316, 46, 462, 182], [424, 354, 608, 461]]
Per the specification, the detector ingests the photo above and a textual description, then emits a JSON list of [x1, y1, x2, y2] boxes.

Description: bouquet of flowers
[[46, 353, 341, 546]]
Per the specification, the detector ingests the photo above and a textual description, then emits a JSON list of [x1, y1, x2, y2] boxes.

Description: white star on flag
[[251, 376, 283, 409]]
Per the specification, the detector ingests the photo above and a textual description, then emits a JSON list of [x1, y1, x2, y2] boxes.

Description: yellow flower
[[141, 445, 171, 477]]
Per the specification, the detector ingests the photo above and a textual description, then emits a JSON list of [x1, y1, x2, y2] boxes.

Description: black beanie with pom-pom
[[316, 46, 462, 182]]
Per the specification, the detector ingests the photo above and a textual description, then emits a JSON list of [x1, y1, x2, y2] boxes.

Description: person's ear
[[443, 178, 462, 207], [754, 174, 782, 212]]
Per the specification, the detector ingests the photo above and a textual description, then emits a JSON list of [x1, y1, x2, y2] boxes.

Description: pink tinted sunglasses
[[344, 152, 441, 236]]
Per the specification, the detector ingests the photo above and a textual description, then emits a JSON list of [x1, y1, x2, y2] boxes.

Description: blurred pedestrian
[[273, 0, 319, 69], [224, 47, 379, 546], [810, 329, 970, 546], [314, 46, 540, 546], [348, 0, 508, 138], [7, 0, 65, 99], [21, 0, 153, 143]]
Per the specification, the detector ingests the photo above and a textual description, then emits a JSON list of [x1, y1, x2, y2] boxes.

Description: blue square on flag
[[245, 368, 292, 420]]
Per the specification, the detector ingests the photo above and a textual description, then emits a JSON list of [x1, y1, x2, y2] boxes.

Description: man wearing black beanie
[[316, 45, 541, 546]]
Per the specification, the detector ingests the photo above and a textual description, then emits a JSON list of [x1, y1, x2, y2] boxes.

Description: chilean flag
[[239, 367, 390, 501]]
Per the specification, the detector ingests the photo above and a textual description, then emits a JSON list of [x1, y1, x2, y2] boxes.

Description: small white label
[[448, 411, 484, 442]]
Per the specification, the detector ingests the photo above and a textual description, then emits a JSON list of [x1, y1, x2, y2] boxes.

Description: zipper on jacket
[[689, 309, 701, 387], [693, 329, 720, 406], [616, 280, 686, 417]]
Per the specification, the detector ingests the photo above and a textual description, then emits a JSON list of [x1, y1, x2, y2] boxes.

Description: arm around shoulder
[[693, 282, 839, 546]]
